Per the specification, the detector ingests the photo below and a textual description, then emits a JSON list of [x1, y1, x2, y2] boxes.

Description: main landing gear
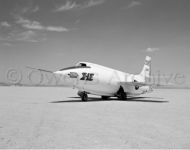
[[78, 91, 88, 101], [117, 86, 127, 100], [101, 96, 110, 100], [77, 86, 127, 102]]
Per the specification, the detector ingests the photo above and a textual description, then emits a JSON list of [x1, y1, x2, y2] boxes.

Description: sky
[[0, 0, 190, 86]]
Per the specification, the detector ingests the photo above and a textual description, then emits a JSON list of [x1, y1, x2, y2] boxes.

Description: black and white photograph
[[0, 0, 190, 149]]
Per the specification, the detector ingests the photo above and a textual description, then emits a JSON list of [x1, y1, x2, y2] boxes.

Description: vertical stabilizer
[[139, 56, 151, 82]]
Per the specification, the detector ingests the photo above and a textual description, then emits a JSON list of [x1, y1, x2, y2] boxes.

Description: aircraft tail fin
[[138, 56, 151, 82]]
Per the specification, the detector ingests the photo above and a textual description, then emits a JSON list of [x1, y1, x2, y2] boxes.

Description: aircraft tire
[[118, 92, 126, 100], [117, 86, 127, 100], [81, 92, 88, 101], [101, 96, 110, 100]]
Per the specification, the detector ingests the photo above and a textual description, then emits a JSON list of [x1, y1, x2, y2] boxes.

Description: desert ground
[[0, 87, 190, 149]]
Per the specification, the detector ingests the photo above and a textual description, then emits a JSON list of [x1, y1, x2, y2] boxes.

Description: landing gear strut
[[78, 91, 88, 101], [117, 86, 127, 100]]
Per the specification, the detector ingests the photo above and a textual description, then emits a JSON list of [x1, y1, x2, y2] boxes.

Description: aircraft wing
[[0, 83, 66, 87], [26, 66, 54, 73], [25, 66, 68, 87], [120, 81, 178, 88], [0, 67, 68, 87]]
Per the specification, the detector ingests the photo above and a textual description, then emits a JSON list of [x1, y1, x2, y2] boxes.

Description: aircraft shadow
[[50, 96, 168, 103]]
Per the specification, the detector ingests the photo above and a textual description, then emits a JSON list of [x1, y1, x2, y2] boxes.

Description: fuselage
[[54, 62, 152, 97]]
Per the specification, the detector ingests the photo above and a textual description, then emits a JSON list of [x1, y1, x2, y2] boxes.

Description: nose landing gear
[[77, 91, 88, 101]]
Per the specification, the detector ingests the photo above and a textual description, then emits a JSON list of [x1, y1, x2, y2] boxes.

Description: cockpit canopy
[[76, 62, 87, 67], [59, 62, 91, 71]]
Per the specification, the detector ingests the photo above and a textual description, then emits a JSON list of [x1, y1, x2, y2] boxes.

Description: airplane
[[27, 56, 153, 101]]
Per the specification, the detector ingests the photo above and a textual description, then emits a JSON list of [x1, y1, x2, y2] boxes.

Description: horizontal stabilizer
[[120, 81, 153, 87]]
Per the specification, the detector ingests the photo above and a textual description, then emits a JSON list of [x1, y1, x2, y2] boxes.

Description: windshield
[[59, 65, 90, 71]]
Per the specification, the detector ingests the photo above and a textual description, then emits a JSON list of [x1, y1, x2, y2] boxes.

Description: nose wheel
[[81, 92, 88, 101], [78, 91, 88, 101]]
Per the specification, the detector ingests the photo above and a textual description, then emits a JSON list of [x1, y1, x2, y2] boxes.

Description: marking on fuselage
[[68, 72, 79, 78], [80, 72, 94, 81]]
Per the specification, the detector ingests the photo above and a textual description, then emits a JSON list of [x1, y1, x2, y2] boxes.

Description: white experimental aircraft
[[28, 56, 153, 101]]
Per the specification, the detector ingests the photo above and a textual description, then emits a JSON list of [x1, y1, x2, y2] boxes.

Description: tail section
[[131, 56, 153, 94], [140, 56, 151, 78], [134, 56, 151, 82]]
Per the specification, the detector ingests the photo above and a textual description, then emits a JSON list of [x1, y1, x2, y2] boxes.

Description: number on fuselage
[[80, 73, 94, 81]]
